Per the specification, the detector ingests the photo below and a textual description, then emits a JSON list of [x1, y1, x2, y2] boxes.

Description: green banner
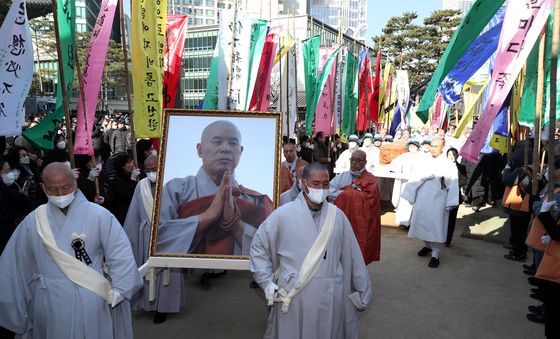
[[244, 19, 268, 110], [416, 0, 505, 122], [542, 12, 560, 126], [519, 42, 539, 128], [23, 0, 76, 149], [342, 52, 358, 136], [302, 36, 320, 135]]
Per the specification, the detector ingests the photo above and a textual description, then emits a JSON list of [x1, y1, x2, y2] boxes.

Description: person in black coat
[[445, 148, 467, 246], [104, 152, 139, 225]]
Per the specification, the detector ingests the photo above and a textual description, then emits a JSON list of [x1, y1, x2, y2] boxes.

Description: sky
[[366, 0, 443, 44]]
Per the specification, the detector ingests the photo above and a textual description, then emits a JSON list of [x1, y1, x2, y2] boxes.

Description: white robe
[[389, 152, 428, 226], [123, 179, 185, 313], [0, 191, 142, 339], [334, 148, 355, 174], [360, 145, 380, 173], [250, 193, 372, 339], [158, 167, 261, 255], [279, 182, 300, 206], [402, 155, 459, 243]]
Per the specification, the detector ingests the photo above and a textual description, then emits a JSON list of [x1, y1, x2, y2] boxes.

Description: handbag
[[502, 185, 529, 212]]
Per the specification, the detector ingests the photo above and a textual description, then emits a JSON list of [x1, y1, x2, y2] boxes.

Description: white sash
[[35, 205, 114, 303], [139, 178, 154, 220], [274, 203, 337, 313]]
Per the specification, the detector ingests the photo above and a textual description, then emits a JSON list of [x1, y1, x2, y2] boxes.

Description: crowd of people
[[0, 111, 559, 338]]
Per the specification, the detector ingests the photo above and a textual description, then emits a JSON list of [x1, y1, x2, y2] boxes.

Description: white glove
[[541, 200, 557, 213], [88, 168, 100, 181], [109, 290, 124, 308], [130, 168, 141, 181], [541, 235, 552, 246], [337, 143, 342, 149], [71, 168, 80, 179], [265, 282, 279, 306]]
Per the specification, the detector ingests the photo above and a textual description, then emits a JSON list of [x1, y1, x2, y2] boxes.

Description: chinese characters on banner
[[302, 36, 320, 135], [74, 0, 118, 155], [314, 47, 337, 134], [22, 0, 76, 149], [460, 0, 553, 163], [227, 12, 252, 110], [163, 15, 188, 110], [0, 0, 34, 136], [131, 0, 167, 138]]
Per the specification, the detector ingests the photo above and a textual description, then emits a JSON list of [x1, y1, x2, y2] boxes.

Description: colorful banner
[[431, 94, 445, 128], [203, 10, 232, 110], [302, 36, 320, 135], [285, 43, 297, 136], [315, 47, 337, 134], [131, 0, 167, 137], [378, 62, 392, 123], [488, 98, 510, 153], [416, 0, 506, 122], [163, 15, 188, 110], [371, 50, 381, 124], [23, 0, 76, 149], [438, 20, 503, 104], [460, 0, 553, 163], [519, 42, 539, 127], [453, 80, 489, 138], [245, 19, 268, 110], [395, 70, 409, 116], [73, 0, 118, 154], [0, 0, 34, 136], [274, 34, 296, 65], [248, 33, 278, 111], [335, 47, 344, 134], [357, 50, 372, 131], [542, 13, 560, 126], [227, 11, 252, 110]]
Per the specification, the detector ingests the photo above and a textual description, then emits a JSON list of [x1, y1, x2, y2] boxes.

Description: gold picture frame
[[149, 109, 282, 261]]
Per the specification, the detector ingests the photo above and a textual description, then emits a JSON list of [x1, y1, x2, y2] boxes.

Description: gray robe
[[158, 167, 261, 255], [250, 193, 372, 339], [279, 182, 300, 206], [0, 191, 142, 339], [328, 171, 358, 202], [123, 180, 185, 313]]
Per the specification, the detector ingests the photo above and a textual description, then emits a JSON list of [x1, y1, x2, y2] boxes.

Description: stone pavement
[[133, 205, 544, 339]]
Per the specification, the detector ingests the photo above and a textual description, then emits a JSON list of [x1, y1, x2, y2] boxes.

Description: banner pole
[[547, 1, 560, 200], [119, 0, 137, 165], [532, 29, 546, 195]]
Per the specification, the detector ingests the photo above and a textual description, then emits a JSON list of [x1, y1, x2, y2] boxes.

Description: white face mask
[[95, 163, 103, 171], [47, 190, 76, 209], [363, 139, 373, 147], [349, 141, 358, 149], [56, 141, 66, 149], [64, 161, 71, 168], [20, 156, 30, 165], [146, 171, 157, 183], [151, 149, 158, 156], [296, 179, 302, 191], [304, 180, 329, 204], [350, 168, 366, 177], [1, 171, 18, 186]]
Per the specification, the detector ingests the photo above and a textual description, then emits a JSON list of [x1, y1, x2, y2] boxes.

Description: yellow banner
[[131, 0, 167, 138], [273, 34, 295, 65], [453, 80, 489, 138], [378, 62, 392, 123]]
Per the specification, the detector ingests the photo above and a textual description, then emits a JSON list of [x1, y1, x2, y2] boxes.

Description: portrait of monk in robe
[[157, 120, 273, 256]]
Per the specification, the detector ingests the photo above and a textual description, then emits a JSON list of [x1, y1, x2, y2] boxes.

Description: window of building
[[206, 0, 215, 6], [195, 18, 204, 25], [194, 8, 203, 14], [206, 9, 214, 16], [217, 2, 224, 8], [183, 0, 190, 4], [206, 19, 215, 24], [183, 7, 191, 14], [193, 0, 202, 5]]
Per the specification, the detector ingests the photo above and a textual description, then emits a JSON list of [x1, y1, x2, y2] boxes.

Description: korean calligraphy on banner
[[314, 47, 337, 134], [0, 0, 34, 136], [74, 0, 118, 155], [460, 0, 554, 163], [131, 0, 167, 138], [22, 0, 76, 149], [227, 12, 252, 110]]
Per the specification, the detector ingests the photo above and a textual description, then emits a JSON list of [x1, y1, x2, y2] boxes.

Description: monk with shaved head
[[0, 162, 142, 338], [329, 149, 382, 264], [158, 120, 272, 269]]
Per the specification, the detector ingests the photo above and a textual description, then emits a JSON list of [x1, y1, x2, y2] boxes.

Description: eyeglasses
[[350, 158, 366, 162]]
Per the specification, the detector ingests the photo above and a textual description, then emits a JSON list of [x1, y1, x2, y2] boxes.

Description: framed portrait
[[149, 109, 282, 262]]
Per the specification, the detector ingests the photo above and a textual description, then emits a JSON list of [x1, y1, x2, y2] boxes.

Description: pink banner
[[460, 0, 553, 163], [74, 0, 118, 155], [315, 47, 337, 134], [431, 93, 444, 128], [249, 34, 278, 111]]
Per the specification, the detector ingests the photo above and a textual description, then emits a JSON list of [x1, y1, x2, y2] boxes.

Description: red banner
[[163, 15, 188, 109], [357, 56, 373, 131], [249, 34, 278, 111]]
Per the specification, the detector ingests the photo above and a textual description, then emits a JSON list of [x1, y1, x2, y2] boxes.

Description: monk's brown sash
[[178, 186, 272, 255]]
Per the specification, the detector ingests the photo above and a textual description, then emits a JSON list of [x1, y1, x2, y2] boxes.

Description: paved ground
[[133, 205, 544, 339]]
